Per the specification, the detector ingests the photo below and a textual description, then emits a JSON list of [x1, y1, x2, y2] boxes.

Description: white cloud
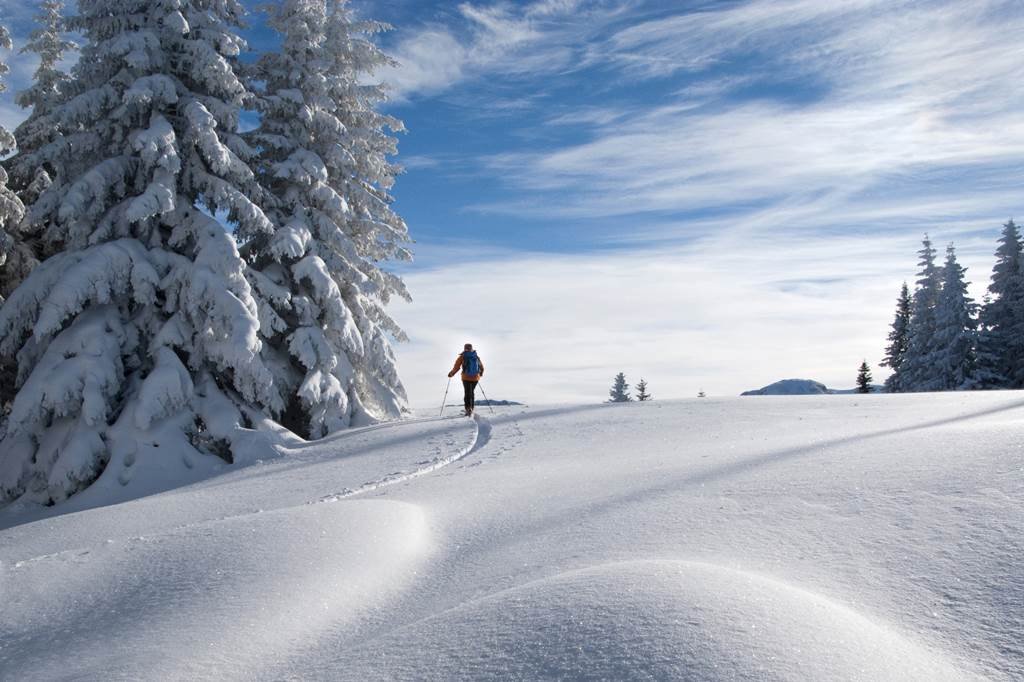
[[377, 0, 621, 100], [470, 0, 1024, 242], [379, 28, 470, 99], [598, 0, 882, 79], [398, 154, 443, 171]]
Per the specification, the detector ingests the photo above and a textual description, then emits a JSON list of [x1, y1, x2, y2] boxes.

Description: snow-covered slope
[[3, 393, 1023, 680]]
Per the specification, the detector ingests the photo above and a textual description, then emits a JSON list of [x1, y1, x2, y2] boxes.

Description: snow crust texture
[[2, 394, 1023, 680]]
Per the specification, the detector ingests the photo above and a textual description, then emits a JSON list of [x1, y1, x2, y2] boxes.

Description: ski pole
[[477, 381, 496, 415], [440, 376, 452, 416]]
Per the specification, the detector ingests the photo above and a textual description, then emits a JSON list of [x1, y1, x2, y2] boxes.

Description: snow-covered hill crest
[[2, 394, 1023, 680]]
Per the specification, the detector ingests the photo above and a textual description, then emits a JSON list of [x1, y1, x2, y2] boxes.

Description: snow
[[2, 393, 1023, 680]]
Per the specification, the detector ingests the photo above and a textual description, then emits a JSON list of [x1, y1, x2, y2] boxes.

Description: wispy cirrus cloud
[[376, 0, 628, 100], [470, 0, 1024, 236]]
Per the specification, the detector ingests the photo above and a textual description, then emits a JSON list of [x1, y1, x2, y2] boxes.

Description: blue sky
[[1, 0, 1022, 407]]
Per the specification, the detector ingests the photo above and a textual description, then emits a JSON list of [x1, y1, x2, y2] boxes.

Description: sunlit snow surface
[[2, 393, 1023, 680]]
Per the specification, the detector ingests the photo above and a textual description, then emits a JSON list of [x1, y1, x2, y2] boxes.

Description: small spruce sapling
[[608, 372, 631, 403], [636, 378, 651, 401], [856, 361, 873, 394]]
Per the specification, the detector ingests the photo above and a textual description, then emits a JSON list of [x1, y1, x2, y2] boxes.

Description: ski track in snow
[[315, 413, 491, 503], [0, 412, 486, 563]]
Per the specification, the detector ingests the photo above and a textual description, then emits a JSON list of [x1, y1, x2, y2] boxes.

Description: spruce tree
[[636, 378, 651, 401], [0, 0, 282, 506], [856, 361, 873, 393], [973, 294, 1007, 389], [979, 219, 1024, 387], [245, 0, 410, 437], [608, 373, 631, 402], [0, 2, 76, 300], [0, 24, 27, 301], [0, 25, 27, 415], [880, 282, 911, 392], [933, 244, 977, 390], [901, 235, 943, 391], [10, 0, 76, 201]]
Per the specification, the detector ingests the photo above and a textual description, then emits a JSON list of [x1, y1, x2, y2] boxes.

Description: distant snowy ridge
[[742, 378, 882, 395]]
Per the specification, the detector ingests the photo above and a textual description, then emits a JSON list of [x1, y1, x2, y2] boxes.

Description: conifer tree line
[[882, 223, 1023, 392], [0, 1, 411, 505]]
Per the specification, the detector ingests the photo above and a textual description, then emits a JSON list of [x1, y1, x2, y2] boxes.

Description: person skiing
[[448, 343, 485, 416]]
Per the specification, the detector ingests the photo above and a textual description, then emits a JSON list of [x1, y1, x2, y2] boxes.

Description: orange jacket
[[449, 352, 484, 382]]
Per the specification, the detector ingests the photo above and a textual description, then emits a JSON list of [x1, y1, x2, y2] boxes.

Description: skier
[[448, 343, 485, 416]]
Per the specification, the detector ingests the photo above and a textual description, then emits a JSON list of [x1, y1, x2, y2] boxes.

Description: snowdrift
[[2, 393, 1023, 680]]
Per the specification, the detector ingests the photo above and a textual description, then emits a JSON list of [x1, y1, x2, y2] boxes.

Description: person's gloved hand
[[448, 370, 456, 378]]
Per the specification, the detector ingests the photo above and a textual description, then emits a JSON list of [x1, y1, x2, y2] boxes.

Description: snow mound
[[742, 378, 831, 395], [2, 499, 431, 680], [339, 560, 976, 681]]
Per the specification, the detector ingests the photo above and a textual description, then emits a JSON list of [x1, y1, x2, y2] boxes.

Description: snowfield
[[2, 393, 1023, 680]]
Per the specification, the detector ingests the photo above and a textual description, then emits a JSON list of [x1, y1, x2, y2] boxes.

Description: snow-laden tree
[[880, 282, 911, 392], [244, 0, 410, 437], [932, 244, 977, 390], [856, 361, 873, 394], [979, 219, 1024, 388], [900, 236, 943, 392], [9, 0, 76, 202], [608, 373, 631, 402], [0, 0, 283, 506], [0, 24, 27, 300], [0, 2, 76, 301], [0, 24, 28, 414]]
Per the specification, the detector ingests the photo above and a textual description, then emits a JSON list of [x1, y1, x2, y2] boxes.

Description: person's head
[[464, 343, 473, 351]]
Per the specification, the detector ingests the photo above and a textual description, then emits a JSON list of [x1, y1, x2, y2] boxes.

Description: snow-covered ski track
[[316, 414, 491, 503]]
